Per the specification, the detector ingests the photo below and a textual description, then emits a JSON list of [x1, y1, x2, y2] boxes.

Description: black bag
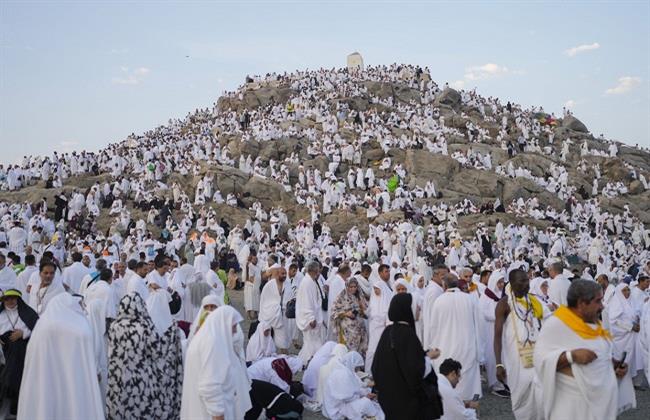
[[315, 280, 328, 311], [321, 295, 328, 312], [285, 298, 297, 319], [169, 291, 182, 315]]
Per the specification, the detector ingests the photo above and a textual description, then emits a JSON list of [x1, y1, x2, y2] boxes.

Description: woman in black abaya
[[0, 289, 38, 416], [371, 293, 443, 420]]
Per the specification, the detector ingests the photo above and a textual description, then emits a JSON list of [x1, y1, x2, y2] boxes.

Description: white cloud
[[112, 66, 151, 85], [59, 140, 79, 152], [133, 67, 150, 76], [109, 48, 129, 55], [464, 63, 509, 81], [450, 80, 465, 89], [564, 99, 576, 108], [449, 62, 520, 90], [564, 42, 600, 57], [605, 76, 641, 95]]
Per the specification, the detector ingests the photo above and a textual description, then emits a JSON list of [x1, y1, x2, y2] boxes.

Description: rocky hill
[[1, 64, 649, 244]]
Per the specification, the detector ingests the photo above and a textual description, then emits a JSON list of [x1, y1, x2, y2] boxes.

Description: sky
[[1, 1, 649, 165]]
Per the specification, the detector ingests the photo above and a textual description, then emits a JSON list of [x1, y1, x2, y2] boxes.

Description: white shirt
[[437, 374, 478, 420], [548, 274, 571, 307]]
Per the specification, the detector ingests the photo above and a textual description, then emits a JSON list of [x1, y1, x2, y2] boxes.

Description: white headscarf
[[486, 271, 505, 295], [187, 294, 222, 341], [146, 288, 173, 335], [302, 341, 337, 397], [608, 283, 635, 322], [181, 305, 251, 419], [245, 320, 277, 362], [530, 277, 549, 302], [317, 344, 348, 403], [18, 293, 104, 420]]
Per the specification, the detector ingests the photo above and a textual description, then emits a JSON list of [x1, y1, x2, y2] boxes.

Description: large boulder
[[629, 180, 644, 195], [213, 166, 248, 199], [434, 88, 461, 108], [324, 209, 367, 239], [242, 177, 283, 207], [216, 86, 295, 111], [505, 154, 553, 178], [561, 116, 589, 133], [602, 159, 632, 182], [404, 150, 460, 182], [363, 148, 385, 163]]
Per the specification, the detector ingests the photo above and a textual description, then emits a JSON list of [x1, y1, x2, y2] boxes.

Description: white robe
[[302, 341, 337, 397], [62, 262, 91, 294], [429, 288, 482, 400], [322, 351, 385, 420], [502, 298, 544, 420], [245, 320, 276, 362], [422, 281, 444, 350], [244, 262, 261, 312], [146, 288, 173, 335], [259, 279, 290, 349], [18, 294, 104, 420], [640, 300, 650, 387], [534, 315, 618, 420], [0, 265, 18, 291], [180, 306, 252, 420], [608, 285, 643, 378], [438, 374, 477, 420], [366, 280, 393, 372], [296, 275, 328, 364], [29, 281, 65, 315], [548, 274, 571, 307]]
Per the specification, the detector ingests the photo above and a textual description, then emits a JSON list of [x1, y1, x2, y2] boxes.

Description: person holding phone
[[329, 277, 368, 355]]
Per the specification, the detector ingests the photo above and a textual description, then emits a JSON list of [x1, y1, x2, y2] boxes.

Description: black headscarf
[[388, 293, 415, 330], [0, 290, 38, 331]]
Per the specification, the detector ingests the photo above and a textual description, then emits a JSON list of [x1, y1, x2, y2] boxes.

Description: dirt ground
[[228, 288, 650, 420]]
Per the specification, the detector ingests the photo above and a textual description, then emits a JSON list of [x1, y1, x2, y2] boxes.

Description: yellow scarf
[[554, 305, 612, 340], [515, 294, 544, 320]]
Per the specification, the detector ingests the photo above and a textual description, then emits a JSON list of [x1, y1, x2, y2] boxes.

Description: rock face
[[434, 88, 461, 108], [561, 115, 589, 133]]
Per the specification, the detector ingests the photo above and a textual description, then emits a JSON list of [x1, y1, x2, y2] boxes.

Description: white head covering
[[530, 277, 549, 301], [302, 341, 337, 397], [146, 289, 173, 335], [181, 305, 251, 419], [187, 294, 222, 341], [341, 350, 364, 372], [608, 283, 635, 322], [18, 293, 104, 420], [487, 271, 505, 295], [394, 278, 413, 294], [370, 280, 393, 318], [245, 320, 277, 362], [317, 344, 348, 403]]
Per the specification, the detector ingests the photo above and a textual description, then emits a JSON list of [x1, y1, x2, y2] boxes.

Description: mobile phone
[[472, 394, 480, 401], [617, 352, 627, 369]]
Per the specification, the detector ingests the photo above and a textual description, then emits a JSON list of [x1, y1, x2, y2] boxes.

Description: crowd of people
[[0, 63, 649, 419]]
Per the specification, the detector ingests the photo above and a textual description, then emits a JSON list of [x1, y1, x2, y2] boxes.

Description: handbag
[[315, 278, 328, 311], [168, 291, 182, 315], [511, 308, 535, 368], [285, 298, 296, 319]]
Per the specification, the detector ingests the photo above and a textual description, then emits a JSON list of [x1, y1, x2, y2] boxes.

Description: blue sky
[[1, 1, 648, 164]]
